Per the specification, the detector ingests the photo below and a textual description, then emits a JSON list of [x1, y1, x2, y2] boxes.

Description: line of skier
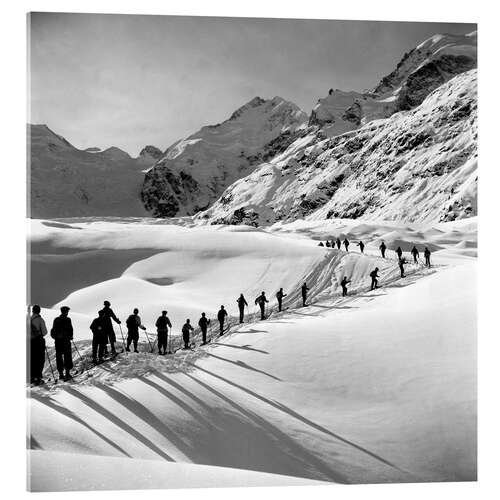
[[28, 243, 432, 385], [317, 238, 432, 267]]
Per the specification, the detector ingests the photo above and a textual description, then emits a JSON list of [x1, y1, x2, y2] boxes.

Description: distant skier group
[[28, 238, 432, 386]]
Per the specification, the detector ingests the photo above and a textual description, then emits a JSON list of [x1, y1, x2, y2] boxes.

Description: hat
[[60, 306, 70, 312]]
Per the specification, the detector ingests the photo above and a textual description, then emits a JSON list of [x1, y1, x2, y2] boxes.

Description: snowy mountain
[[28, 125, 161, 218], [309, 31, 477, 136], [198, 69, 477, 226], [140, 96, 308, 217]]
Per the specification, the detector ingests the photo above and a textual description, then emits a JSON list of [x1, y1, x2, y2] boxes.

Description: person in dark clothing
[[396, 246, 403, 261], [318, 241, 324, 247], [411, 246, 419, 264], [126, 308, 146, 353], [198, 313, 210, 345], [182, 319, 194, 349], [255, 292, 269, 320], [99, 300, 121, 356], [217, 305, 228, 335], [155, 310, 172, 355], [336, 238, 341, 250], [399, 257, 406, 278], [276, 288, 287, 312], [90, 310, 107, 363], [325, 240, 331, 248], [236, 294, 248, 323], [343, 238, 350, 252], [424, 247, 431, 267], [340, 276, 351, 297], [301, 283, 309, 307], [357, 241, 365, 254], [29, 304, 47, 385], [370, 268, 380, 291], [50, 306, 73, 381], [380, 241, 387, 258]]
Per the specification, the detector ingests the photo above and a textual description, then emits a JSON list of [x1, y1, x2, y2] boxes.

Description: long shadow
[[94, 383, 196, 459], [211, 343, 269, 354], [233, 328, 268, 334], [138, 375, 217, 431], [183, 372, 348, 483], [62, 386, 174, 462], [30, 392, 130, 457], [204, 353, 282, 381], [188, 363, 406, 474]]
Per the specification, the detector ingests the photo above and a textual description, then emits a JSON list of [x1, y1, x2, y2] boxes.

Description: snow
[[28, 451, 323, 491], [28, 216, 476, 490]]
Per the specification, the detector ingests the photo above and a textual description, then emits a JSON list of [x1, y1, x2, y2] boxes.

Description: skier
[[336, 238, 341, 250], [357, 241, 365, 254], [325, 240, 331, 248], [29, 304, 47, 385], [343, 238, 350, 252], [379, 241, 387, 258], [411, 245, 420, 264], [198, 312, 210, 345], [50, 306, 73, 381], [89, 310, 107, 363], [236, 294, 248, 324], [126, 308, 146, 353], [155, 310, 172, 355], [99, 300, 121, 356], [318, 241, 324, 247], [255, 292, 269, 320], [370, 268, 380, 291], [276, 287, 287, 312], [301, 282, 310, 307], [340, 276, 351, 297], [396, 246, 403, 261], [217, 305, 228, 335], [424, 247, 431, 267], [399, 257, 406, 278], [182, 319, 194, 349]]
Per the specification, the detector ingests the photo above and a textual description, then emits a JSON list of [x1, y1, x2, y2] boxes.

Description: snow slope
[[27, 217, 476, 490], [28, 125, 161, 218], [141, 97, 308, 217], [199, 70, 477, 226]]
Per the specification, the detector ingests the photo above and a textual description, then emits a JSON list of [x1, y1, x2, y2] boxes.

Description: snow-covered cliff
[[198, 70, 477, 225]]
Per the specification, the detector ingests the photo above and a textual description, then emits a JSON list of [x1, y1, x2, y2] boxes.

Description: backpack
[[126, 315, 136, 329]]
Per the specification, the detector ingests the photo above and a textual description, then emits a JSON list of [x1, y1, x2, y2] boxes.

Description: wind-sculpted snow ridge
[[28, 125, 163, 218], [199, 70, 477, 226], [309, 31, 476, 135], [140, 96, 308, 217]]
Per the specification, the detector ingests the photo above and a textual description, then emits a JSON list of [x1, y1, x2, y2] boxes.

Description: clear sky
[[28, 13, 476, 156]]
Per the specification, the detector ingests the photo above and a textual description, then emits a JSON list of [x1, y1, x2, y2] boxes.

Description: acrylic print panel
[[27, 11, 477, 491]]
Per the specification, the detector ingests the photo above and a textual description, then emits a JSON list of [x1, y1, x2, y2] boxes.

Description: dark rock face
[[396, 55, 476, 111], [342, 102, 362, 126], [139, 145, 164, 160], [141, 167, 203, 217]]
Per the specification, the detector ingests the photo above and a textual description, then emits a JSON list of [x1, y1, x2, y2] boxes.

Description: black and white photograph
[[25, 9, 477, 493]]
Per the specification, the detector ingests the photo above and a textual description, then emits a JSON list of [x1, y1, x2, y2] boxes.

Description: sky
[[29, 13, 476, 156]]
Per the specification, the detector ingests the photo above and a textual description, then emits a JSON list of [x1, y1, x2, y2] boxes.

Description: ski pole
[[118, 324, 127, 353], [71, 340, 83, 364], [45, 345, 56, 383], [144, 329, 153, 353], [168, 329, 172, 354]]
